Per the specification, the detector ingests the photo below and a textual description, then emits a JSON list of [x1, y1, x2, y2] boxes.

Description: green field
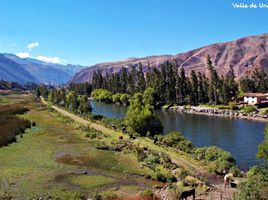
[[0, 94, 159, 199]]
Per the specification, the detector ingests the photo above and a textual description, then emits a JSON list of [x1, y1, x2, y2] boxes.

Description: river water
[[89, 100, 266, 169]]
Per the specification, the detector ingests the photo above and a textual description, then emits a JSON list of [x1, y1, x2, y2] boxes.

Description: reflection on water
[[89, 100, 266, 168]]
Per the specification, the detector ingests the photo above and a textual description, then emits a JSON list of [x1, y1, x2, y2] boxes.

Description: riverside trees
[[125, 91, 163, 137], [47, 89, 92, 115], [90, 56, 253, 106]]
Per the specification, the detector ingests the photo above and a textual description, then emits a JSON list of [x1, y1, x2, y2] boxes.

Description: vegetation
[[242, 105, 256, 114], [257, 127, 268, 160], [47, 89, 92, 115], [0, 105, 31, 147], [234, 127, 268, 199], [68, 82, 92, 95], [156, 131, 194, 153], [90, 55, 245, 106], [125, 93, 163, 136], [234, 164, 268, 200], [155, 131, 238, 173], [239, 68, 268, 93], [91, 89, 113, 103], [194, 146, 238, 172], [0, 94, 157, 199]]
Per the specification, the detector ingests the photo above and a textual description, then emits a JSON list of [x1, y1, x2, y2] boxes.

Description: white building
[[244, 93, 268, 105]]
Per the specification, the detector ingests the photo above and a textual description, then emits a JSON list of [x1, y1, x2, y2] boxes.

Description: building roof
[[245, 93, 268, 98]]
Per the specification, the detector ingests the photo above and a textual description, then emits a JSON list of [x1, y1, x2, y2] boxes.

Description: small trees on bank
[[47, 90, 92, 115], [125, 92, 163, 137]]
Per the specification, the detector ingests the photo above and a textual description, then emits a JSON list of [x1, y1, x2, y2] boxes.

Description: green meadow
[[0, 94, 158, 199]]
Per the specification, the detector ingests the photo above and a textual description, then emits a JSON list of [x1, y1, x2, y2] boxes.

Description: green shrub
[[194, 146, 236, 171], [229, 166, 242, 177], [120, 94, 130, 105], [143, 154, 160, 168], [261, 108, 268, 115], [234, 164, 268, 200], [157, 132, 195, 153], [242, 105, 256, 113], [91, 89, 112, 103], [91, 114, 104, 120], [140, 189, 154, 199], [112, 93, 122, 103], [156, 171, 167, 182], [229, 101, 239, 110]]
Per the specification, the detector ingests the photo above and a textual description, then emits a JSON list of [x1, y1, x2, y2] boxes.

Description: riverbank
[[44, 97, 242, 199], [168, 105, 268, 122]]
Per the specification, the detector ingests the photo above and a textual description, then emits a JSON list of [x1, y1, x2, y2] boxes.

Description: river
[[89, 100, 266, 169]]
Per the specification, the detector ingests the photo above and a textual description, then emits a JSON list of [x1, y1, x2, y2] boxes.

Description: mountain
[[0, 54, 37, 83], [0, 53, 85, 84], [70, 33, 268, 83]]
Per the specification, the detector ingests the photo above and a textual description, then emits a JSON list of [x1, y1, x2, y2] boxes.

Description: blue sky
[[0, 0, 268, 66]]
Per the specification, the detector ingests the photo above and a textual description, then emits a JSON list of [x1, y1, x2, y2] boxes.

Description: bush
[[242, 105, 256, 113], [229, 101, 239, 110], [91, 89, 112, 103], [234, 164, 268, 200], [120, 94, 129, 105], [143, 154, 160, 168], [156, 171, 167, 182], [140, 189, 154, 199], [261, 109, 268, 115], [194, 146, 236, 172], [157, 132, 195, 153], [112, 93, 122, 104], [91, 114, 104, 120]]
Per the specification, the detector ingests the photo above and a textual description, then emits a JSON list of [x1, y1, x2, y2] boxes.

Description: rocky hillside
[[70, 33, 268, 83]]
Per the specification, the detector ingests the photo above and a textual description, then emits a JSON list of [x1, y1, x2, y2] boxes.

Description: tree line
[[91, 55, 247, 106]]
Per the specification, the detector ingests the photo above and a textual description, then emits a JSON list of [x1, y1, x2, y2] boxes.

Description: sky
[[0, 0, 268, 66]]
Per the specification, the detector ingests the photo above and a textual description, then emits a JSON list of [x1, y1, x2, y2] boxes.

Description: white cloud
[[16, 52, 31, 58], [36, 56, 61, 64], [27, 42, 39, 51]]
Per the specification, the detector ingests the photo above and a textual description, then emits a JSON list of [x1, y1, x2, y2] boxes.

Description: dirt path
[[41, 97, 235, 199]]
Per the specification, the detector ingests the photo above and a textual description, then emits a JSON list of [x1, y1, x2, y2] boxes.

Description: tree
[[143, 87, 157, 108], [125, 93, 163, 136], [159, 65, 168, 103], [177, 67, 187, 104], [128, 66, 138, 93], [252, 69, 268, 93], [166, 62, 177, 104], [92, 70, 103, 89], [239, 76, 256, 93], [137, 63, 146, 93], [78, 95, 92, 114], [120, 67, 128, 93], [197, 72, 207, 104], [207, 55, 220, 104], [257, 127, 268, 160], [190, 70, 198, 105], [66, 91, 79, 111]]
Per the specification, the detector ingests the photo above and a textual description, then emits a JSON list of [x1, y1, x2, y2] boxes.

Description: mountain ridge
[[70, 33, 268, 83], [0, 53, 85, 84]]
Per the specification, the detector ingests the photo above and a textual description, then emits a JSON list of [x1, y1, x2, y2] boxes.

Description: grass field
[[0, 93, 234, 199], [0, 94, 159, 199]]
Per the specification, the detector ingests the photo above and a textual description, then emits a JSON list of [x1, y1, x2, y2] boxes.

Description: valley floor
[[0, 93, 238, 199]]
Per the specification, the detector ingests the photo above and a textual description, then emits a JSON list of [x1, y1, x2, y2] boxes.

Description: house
[[243, 93, 268, 105]]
